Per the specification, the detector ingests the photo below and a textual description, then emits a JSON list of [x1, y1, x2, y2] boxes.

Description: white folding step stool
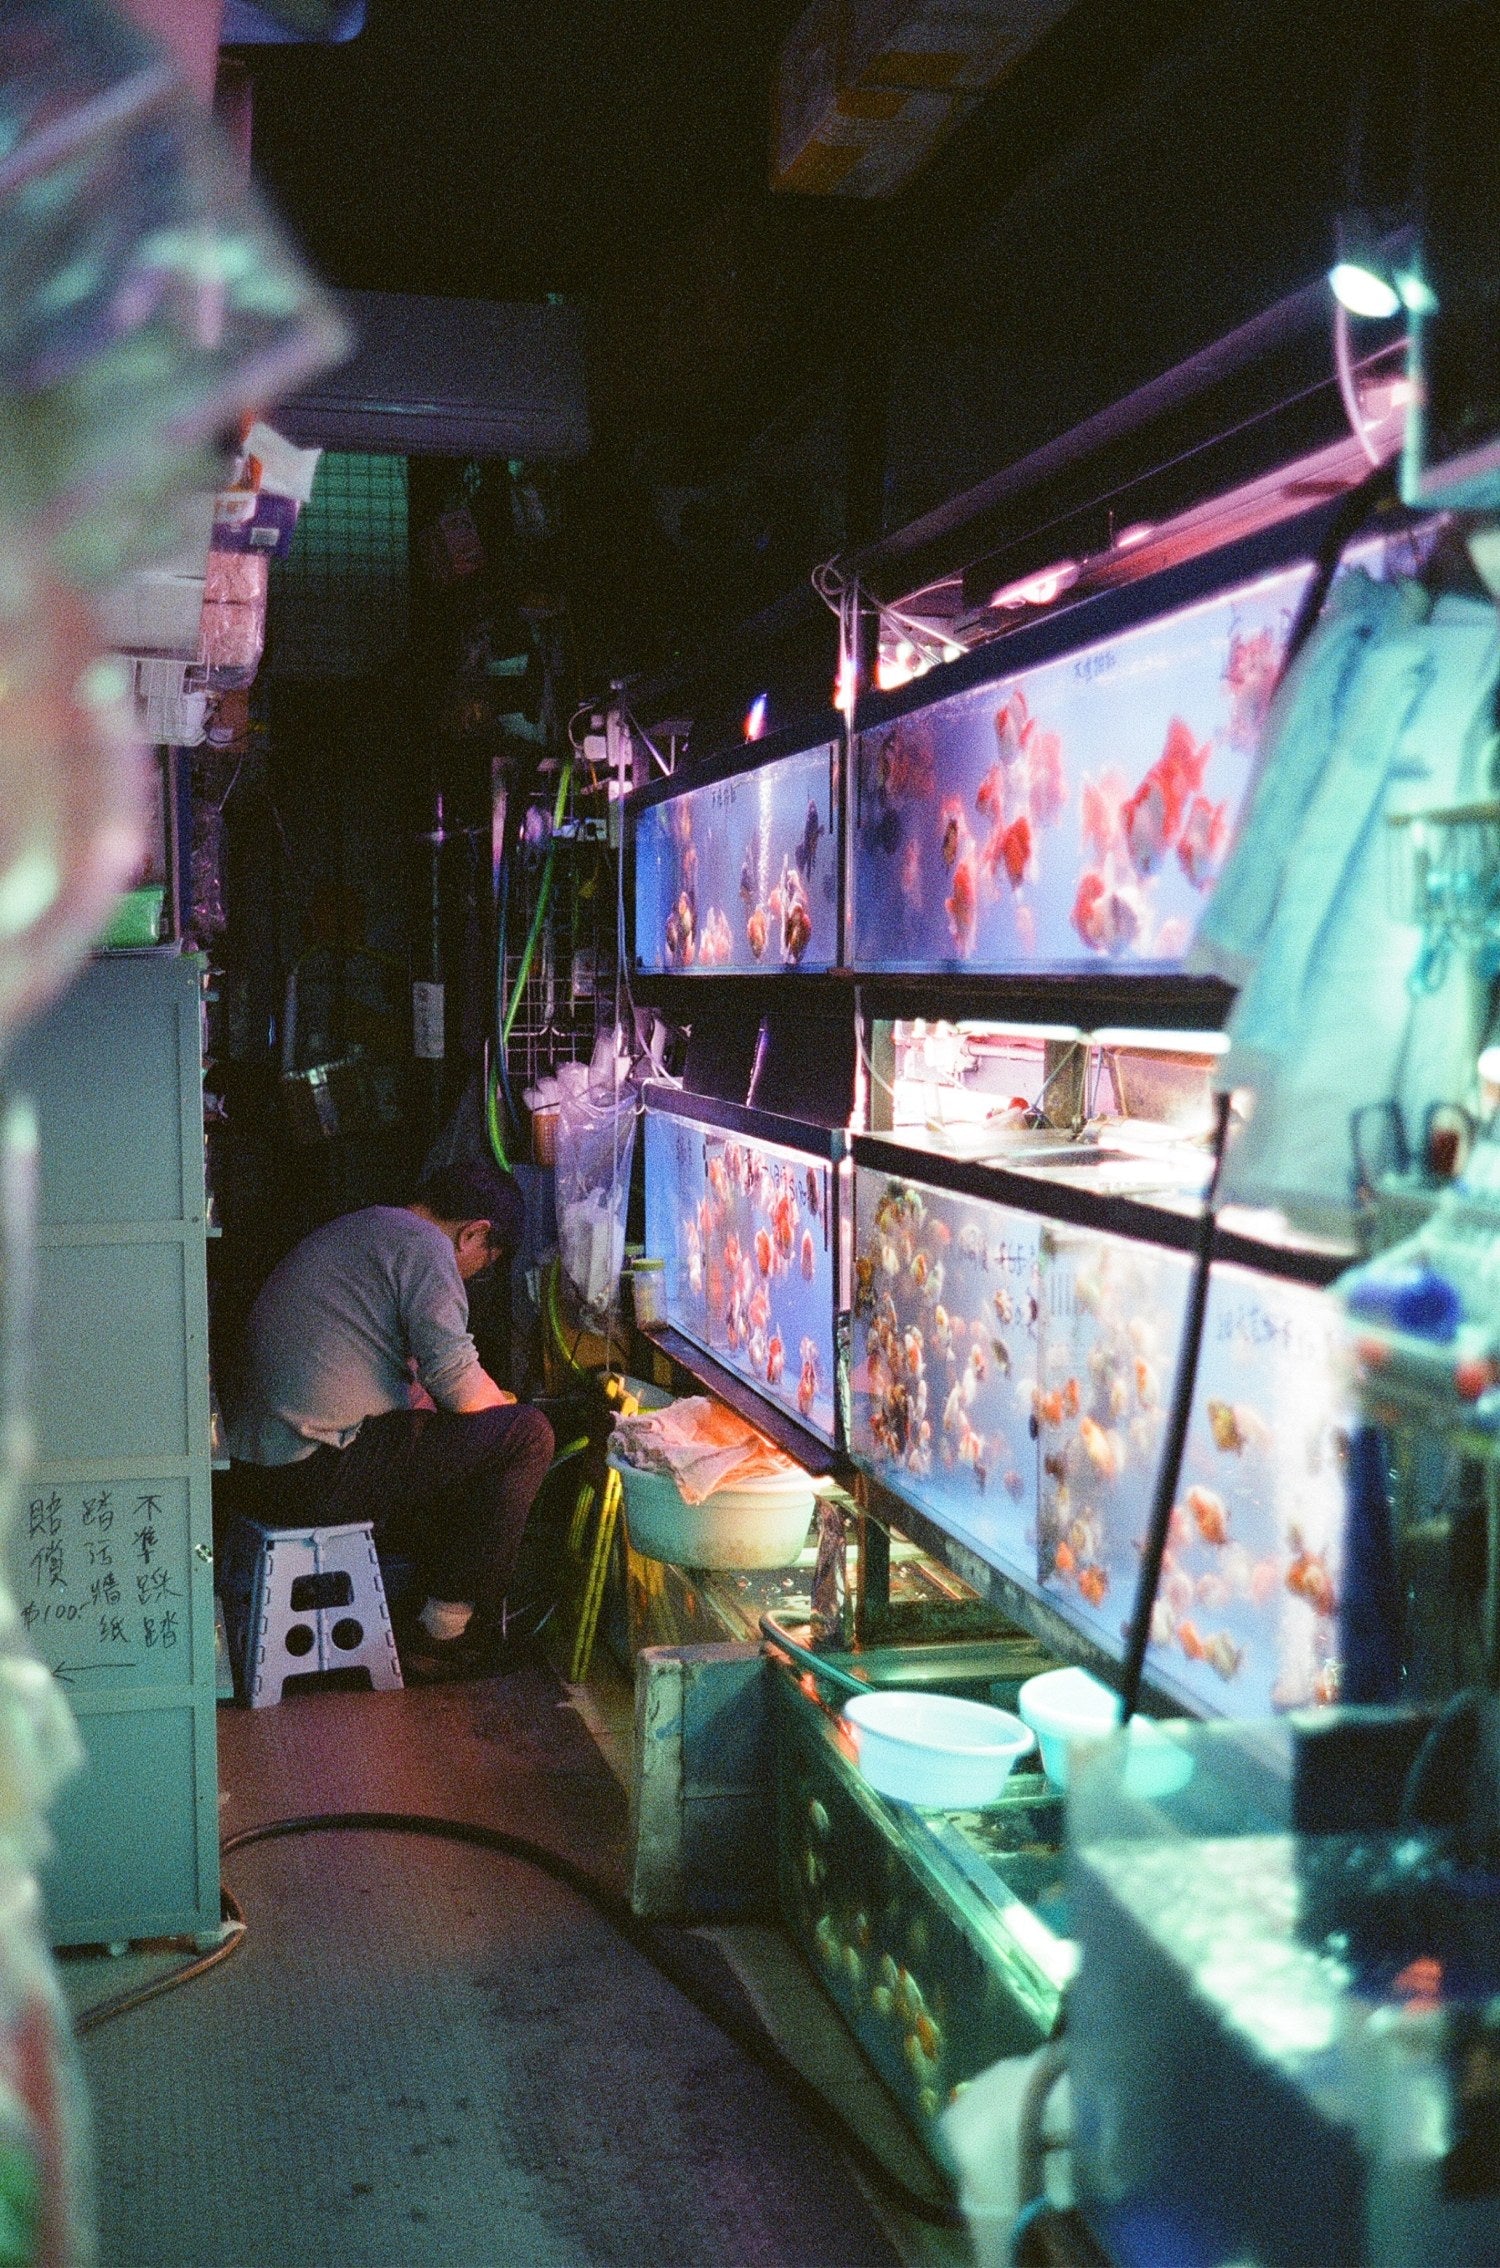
[[226, 1517, 403, 1706]]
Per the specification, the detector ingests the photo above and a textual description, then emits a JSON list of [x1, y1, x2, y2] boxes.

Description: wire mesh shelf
[[1387, 800, 1500, 991]]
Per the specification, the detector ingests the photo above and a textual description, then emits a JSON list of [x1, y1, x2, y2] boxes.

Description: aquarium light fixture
[[744, 693, 768, 741], [988, 559, 1080, 610], [1478, 1044, 1500, 1088], [1113, 523, 1154, 551]]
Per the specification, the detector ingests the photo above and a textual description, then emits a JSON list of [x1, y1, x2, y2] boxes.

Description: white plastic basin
[[1018, 1666, 1193, 1799], [842, 1690, 1035, 1809], [608, 1451, 816, 1569]]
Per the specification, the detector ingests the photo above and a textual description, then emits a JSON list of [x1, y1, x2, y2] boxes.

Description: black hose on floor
[[82, 1809, 966, 2232]]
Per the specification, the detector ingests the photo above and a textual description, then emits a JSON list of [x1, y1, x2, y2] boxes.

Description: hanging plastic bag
[[552, 1034, 640, 1323]]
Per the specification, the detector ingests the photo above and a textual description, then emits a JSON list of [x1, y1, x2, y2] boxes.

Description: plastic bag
[[552, 1036, 640, 1323]]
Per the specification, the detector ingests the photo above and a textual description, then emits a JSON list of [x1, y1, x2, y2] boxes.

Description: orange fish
[[748, 1286, 770, 1332], [1062, 1376, 1081, 1419], [1071, 869, 1142, 956], [1038, 1387, 1065, 1427], [1178, 1618, 1207, 1663], [1054, 1541, 1076, 1575], [1286, 1545, 1336, 1618], [998, 813, 1034, 888], [766, 1332, 785, 1384], [976, 760, 1008, 825], [772, 1194, 795, 1255], [754, 1228, 772, 1277], [994, 691, 1033, 767], [1187, 1485, 1229, 1547], [945, 858, 978, 957], [1121, 717, 1211, 877], [1079, 1416, 1119, 1478], [746, 905, 768, 958], [1078, 1563, 1109, 1608]]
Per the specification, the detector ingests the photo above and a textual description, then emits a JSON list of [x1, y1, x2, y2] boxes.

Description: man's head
[[410, 1160, 526, 1282]]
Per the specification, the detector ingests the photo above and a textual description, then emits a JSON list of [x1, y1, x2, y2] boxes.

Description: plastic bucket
[[842, 1691, 1035, 1809], [607, 1451, 816, 1569], [1017, 1667, 1193, 1799]]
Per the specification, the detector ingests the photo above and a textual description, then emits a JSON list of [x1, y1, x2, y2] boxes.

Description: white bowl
[[608, 1452, 816, 1569], [1018, 1666, 1193, 1800], [842, 1690, 1035, 1809]]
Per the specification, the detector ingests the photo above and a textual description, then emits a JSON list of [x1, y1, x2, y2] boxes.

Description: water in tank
[[634, 740, 837, 974], [644, 1107, 838, 1441], [851, 561, 1312, 972]]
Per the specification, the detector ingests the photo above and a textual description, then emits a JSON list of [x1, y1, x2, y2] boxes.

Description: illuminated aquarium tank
[[851, 561, 1313, 972], [1144, 1262, 1347, 1720], [849, 1170, 1043, 1591], [633, 739, 838, 975], [643, 1104, 838, 1442], [849, 1167, 1348, 1716]]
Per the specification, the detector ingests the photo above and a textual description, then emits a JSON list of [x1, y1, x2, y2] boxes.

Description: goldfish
[[1062, 1377, 1081, 1418], [708, 1157, 729, 1202], [801, 1229, 816, 1282], [945, 857, 978, 958], [781, 868, 813, 964], [1078, 1564, 1109, 1607], [747, 1286, 770, 1333], [1206, 1630, 1243, 1683], [1027, 729, 1067, 827], [929, 1219, 950, 1247], [1224, 624, 1280, 751], [1177, 795, 1229, 890], [723, 1231, 742, 1276], [1135, 1356, 1159, 1410], [1178, 1619, 1207, 1663], [766, 1333, 785, 1386], [1037, 1387, 1065, 1427], [1004, 1470, 1025, 1500], [903, 1328, 925, 1377], [1079, 1416, 1119, 1478], [1286, 1537, 1336, 1618], [958, 1224, 987, 1267], [1311, 1663, 1341, 1706], [748, 1328, 767, 1376], [797, 1338, 820, 1417], [996, 813, 1034, 889], [1187, 1485, 1229, 1546], [772, 1193, 796, 1255], [1121, 717, 1211, 877], [795, 799, 824, 878], [968, 1344, 988, 1385], [976, 760, 1008, 826], [746, 905, 768, 958], [754, 1228, 773, 1278], [993, 1288, 1014, 1325], [994, 691, 1033, 767], [1080, 770, 1128, 863], [1054, 1542, 1075, 1575], [806, 1169, 820, 1220], [1249, 1556, 1279, 1607], [854, 1254, 875, 1315], [939, 802, 964, 868], [1071, 869, 1143, 956], [911, 1250, 930, 1289], [943, 1383, 967, 1439], [990, 1337, 1012, 1375]]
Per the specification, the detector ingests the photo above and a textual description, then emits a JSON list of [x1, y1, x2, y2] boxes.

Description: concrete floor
[[59, 1657, 980, 2268]]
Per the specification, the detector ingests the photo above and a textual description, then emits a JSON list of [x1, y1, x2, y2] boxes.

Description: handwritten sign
[[12, 1478, 193, 1688]]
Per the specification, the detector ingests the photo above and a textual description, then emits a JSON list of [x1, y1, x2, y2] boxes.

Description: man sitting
[[227, 1159, 555, 1683]]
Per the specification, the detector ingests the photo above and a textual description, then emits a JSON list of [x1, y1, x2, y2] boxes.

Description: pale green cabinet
[[6, 953, 219, 1946]]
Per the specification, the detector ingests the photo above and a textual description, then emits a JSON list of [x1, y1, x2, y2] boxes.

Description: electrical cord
[[72, 1809, 966, 2232], [72, 1888, 248, 2038]]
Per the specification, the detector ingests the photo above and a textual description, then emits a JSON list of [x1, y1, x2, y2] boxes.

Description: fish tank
[[848, 1165, 1043, 1590], [850, 552, 1312, 972], [643, 1089, 841, 1443], [631, 733, 839, 975], [848, 1154, 1349, 1717]]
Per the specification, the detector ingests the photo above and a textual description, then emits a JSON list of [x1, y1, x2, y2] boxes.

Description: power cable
[[77, 1809, 965, 2231]]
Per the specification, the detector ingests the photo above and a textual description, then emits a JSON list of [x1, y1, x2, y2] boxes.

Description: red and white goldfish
[[1121, 718, 1211, 877], [754, 1228, 773, 1278], [1080, 770, 1129, 864], [984, 812, 1033, 890], [797, 1338, 820, 1417], [1071, 869, 1143, 956], [1286, 1535, 1336, 1618], [746, 904, 768, 958], [766, 1332, 785, 1384], [1224, 624, 1280, 752], [1177, 794, 1229, 890]]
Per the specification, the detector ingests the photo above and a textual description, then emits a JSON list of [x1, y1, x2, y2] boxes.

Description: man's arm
[[441, 1365, 516, 1413]]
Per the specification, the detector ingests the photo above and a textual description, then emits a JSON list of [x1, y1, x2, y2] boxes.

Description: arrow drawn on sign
[[51, 1662, 137, 1687]]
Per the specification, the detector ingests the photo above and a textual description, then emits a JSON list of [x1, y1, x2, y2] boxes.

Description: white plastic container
[[1017, 1667, 1193, 1799], [842, 1690, 1035, 1809], [608, 1452, 816, 1569]]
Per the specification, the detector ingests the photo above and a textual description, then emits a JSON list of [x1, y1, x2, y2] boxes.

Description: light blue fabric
[[1193, 580, 1499, 1233]]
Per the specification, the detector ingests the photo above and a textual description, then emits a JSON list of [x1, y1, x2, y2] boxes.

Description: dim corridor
[[61, 1667, 968, 2268]]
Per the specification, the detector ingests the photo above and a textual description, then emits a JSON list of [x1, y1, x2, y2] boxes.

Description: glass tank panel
[[643, 1107, 838, 1441], [851, 561, 1313, 972], [1145, 1263, 1348, 1720], [849, 1167, 1043, 1590], [1034, 1223, 1190, 1660], [633, 740, 838, 974]]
